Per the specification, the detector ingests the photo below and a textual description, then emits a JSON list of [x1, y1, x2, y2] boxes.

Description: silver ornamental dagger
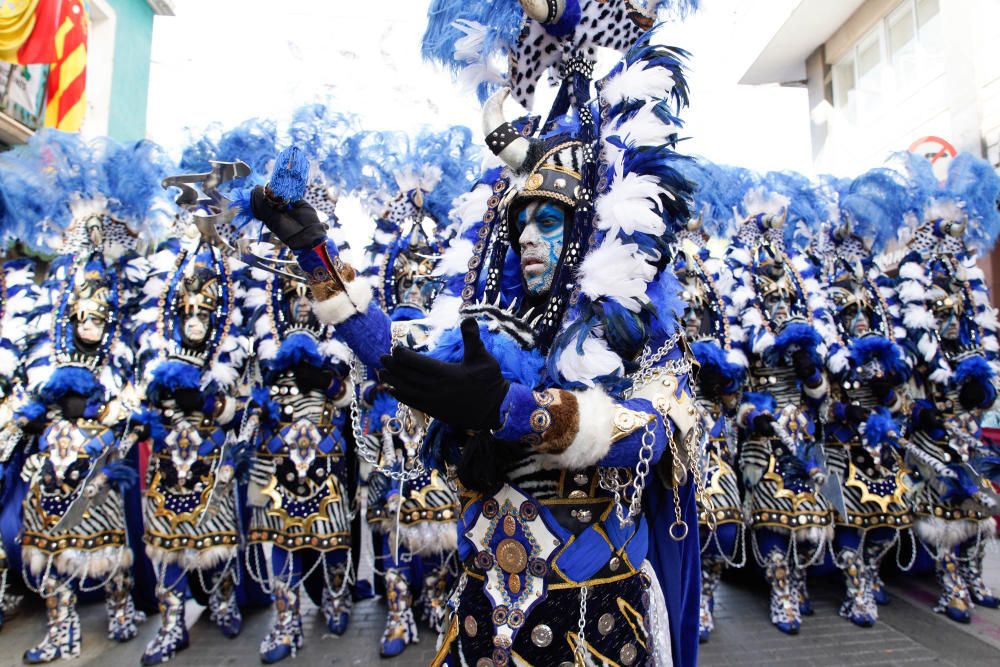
[[162, 161, 307, 283]]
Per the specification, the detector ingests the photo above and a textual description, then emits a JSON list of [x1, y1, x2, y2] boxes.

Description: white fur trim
[[542, 387, 617, 470], [311, 279, 373, 326], [914, 516, 988, 550], [898, 261, 927, 281], [145, 544, 237, 570]]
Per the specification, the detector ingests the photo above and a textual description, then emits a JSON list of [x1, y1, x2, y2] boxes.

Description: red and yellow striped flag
[[43, 0, 87, 131]]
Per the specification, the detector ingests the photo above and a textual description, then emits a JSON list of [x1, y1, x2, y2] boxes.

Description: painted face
[[516, 201, 567, 297], [394, 255, 440, 311], [75, 314, 106, 345], [839, 304, 871, 337], [182, 311, 210, 346], [291, 293, 313, 325], [938, 311, 960, 341], [683, 305, 704, 338], [763, 292, 791, 325]]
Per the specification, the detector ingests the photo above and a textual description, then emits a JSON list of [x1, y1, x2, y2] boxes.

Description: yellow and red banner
[[0, 0, 87, 131], [43, 0, 88, 131]]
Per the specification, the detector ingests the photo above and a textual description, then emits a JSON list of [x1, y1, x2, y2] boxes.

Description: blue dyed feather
[[953, 355, 995, 386], [946, 152, 1000, 254], [251, 386, 281, 427], [940, 464, 980, 503], [764, 321, 823, 367], [101, 461, 138, 491], [39, 367, 104, 404], [862, 406, 899, 447]]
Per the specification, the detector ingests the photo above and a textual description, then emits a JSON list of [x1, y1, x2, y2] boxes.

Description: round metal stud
[[530, 624, 553, 647], [620, 643, 638, 665], [598, 612, 615, 635], [463, 615, 478, 637], [475, 659, 495, 667]]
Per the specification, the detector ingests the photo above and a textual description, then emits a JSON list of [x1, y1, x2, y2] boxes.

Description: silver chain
[[348, 356, 425, 482], [575, 585, 589, 664], [625, 333, 688, 398], [599, 421, 657, 529]]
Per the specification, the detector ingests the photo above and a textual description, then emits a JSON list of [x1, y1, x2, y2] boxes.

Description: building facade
[[741, 0, 1000, 293], [0, 0, 173, 147]]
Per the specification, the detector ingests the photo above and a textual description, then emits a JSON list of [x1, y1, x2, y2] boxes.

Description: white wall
[[80, 0, 116, 138]]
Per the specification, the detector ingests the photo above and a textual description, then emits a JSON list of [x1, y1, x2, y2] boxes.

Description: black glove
[[250, 186, 327, 251], [916, 408, 944, 434], [791, 349, 818, 382], [751, 413, 776, 437], [959, 381, 989, 411], [697, 364, 730, 401], [844, 404, 870, 424], [869, 377, 895, 404], [293, 362, 335, 393], [380, 319, 509, 431], [58, 393, 88, 420], [172, 388, 204, 414]]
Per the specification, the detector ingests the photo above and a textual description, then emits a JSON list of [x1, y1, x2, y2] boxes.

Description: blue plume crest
[[674, 158, 742, 238], [28, 129, 102, 200], [217, 118, 278, 179], [891, 151, 942, 220], [179, 126, 221, 172], [95, 138, 178, 237], [288, 104, 335, 163], [421, 0, 525, 102], [766, 170, 829, 252], [835, 167, 910, 254], [0, 148, 65, 255], [946, 152, 1000, 254]]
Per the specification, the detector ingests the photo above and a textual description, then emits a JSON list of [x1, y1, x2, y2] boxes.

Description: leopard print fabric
[[509, 0, 652, 108], [304, 179, 338, 221]]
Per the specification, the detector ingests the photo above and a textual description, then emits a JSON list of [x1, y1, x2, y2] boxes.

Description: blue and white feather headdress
[[816, 168, 910, 380], [422, 0, 699, 105], [726, 170, 829, 362], [894, 152, 1000, 383], [671, 159, 748, 385], [427, 13, 695, 391]]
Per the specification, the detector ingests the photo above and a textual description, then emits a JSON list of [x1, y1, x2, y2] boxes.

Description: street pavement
[[2, 551, 999, 666]]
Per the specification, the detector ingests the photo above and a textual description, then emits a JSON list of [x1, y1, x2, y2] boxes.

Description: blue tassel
[[849, 335, 909, 383], [743, 391, 777, 414], [765, 321, 823, 367], [268, 146, 310, 203]]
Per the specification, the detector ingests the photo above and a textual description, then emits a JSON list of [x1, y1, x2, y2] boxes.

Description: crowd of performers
[[0, 1, 998, 666]]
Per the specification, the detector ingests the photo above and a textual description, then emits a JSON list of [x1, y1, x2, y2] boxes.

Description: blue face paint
[[517, 201, 567, 296]]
